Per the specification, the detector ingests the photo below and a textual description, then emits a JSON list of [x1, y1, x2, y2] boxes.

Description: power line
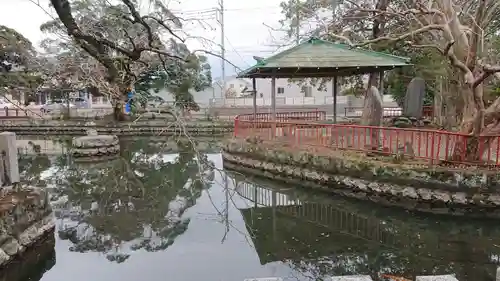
[[172, 6, 278, 15], [225, 37, 248, 70]]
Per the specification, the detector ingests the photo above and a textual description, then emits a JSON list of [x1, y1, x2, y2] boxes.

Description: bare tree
[[341, 0, 500, 160], [280, 0, 500, 161], [41, 0, 213, 121]]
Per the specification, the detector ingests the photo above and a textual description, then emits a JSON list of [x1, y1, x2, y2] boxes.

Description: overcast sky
[[0, 0, 291, 78]]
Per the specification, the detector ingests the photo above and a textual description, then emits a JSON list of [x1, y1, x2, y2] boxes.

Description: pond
[[15, 137, 500, 281]]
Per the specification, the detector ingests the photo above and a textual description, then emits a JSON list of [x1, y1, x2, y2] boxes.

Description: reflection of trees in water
[[46, 138, 214, 263], [237, 180, 500, 281], [18, 141, 52, 186]]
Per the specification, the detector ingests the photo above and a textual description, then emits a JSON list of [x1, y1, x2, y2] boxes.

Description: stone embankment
[[223, 138, 500, 218], [0, 121, 233, 136], [0, 186, 55, 280]]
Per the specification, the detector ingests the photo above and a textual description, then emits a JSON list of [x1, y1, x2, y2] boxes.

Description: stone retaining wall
[[223, 139, 500, 218], [0, 122, 233, 136], [0, 186, 55, 277]]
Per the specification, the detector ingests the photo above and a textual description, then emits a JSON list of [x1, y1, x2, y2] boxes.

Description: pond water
[[15, 137, 500, 281]]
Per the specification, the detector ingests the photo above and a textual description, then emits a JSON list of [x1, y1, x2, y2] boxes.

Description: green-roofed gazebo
[[237, 37, 411, 122]]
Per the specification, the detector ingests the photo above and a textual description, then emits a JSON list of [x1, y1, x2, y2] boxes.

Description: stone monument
[[403, 77, 426, 118], [0, 132, 19, 186]]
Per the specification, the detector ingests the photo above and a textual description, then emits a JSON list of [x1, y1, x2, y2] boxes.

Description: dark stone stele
[[403, 77, 426, 118]]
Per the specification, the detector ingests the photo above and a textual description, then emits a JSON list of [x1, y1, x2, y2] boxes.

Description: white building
[[147, 75, 397, 108], [154, 86, 221, 109]]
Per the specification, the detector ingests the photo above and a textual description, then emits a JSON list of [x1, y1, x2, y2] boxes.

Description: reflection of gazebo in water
[[236, 182, 500, 280], [237, 38, 411, 122]]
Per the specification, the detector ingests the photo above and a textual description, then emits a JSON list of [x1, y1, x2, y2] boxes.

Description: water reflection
[[4, 236, 55, 281], [21, 137, 214, 264], [15, 136, 500, 281], [235, 178, 500, 281]]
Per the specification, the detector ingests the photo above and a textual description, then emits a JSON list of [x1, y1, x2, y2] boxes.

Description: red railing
[[234, 117, 500, 166], [344, 106, 434, 118], [237, 111, 327, 122]]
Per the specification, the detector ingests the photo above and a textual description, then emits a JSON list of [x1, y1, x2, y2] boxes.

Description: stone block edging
[[222, 140, 500, 218], [0, 123, 233, 136], [1, 186, 55, 270], [224, 139, 500, 190]]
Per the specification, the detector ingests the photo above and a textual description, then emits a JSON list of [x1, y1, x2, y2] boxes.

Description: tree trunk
[[361, 86, 383, 151], [360, 73, 380, 126], [111, 98, 126, 122], [441, 79, 459, 130], [434, 78, 443, 127], [450, 78, 500, 164]]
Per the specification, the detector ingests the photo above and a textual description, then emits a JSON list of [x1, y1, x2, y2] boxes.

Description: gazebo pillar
[[332, 76, 338, 124], [252, 78, 257, 120], [379, 70, 384, 95], [271, 76, 276, 121], [271, 75, 277, 138]]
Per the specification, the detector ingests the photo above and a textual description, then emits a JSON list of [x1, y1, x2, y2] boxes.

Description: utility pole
[[296, 0, 300, 44], [217, 0, 226, 97]]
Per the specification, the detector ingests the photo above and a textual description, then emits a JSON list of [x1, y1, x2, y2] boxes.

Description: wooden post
[[333, 76, 338, 124], [271, 77, 276, 120], [252, 78, 257, 133], [379, 71, 384, 95], [252, 78, 257, 119], [271, 76, 277, 138]]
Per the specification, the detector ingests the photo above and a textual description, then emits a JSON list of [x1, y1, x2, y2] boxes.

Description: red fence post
[[234, 116, 239, 138]]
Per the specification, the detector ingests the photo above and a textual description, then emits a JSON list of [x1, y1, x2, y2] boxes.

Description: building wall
[[218, 76, 371, 100], [154, 87, 221, 108], [209, 75, 400, 107], [255, 78, 331, 99]]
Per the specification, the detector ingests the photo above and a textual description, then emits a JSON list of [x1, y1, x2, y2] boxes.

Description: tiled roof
[[238, 37, 410, 78]]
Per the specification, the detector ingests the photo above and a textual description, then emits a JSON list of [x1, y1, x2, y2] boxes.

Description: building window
[[302, 86, 312, 97], [229, 84, 234, 88], [277, 87, 285, 94]]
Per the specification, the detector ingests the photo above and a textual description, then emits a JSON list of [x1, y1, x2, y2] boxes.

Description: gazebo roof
[[237, 37, 411, 78]]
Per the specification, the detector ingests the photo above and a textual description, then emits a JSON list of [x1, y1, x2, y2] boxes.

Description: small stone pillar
[[0, 131, 20, 186]]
